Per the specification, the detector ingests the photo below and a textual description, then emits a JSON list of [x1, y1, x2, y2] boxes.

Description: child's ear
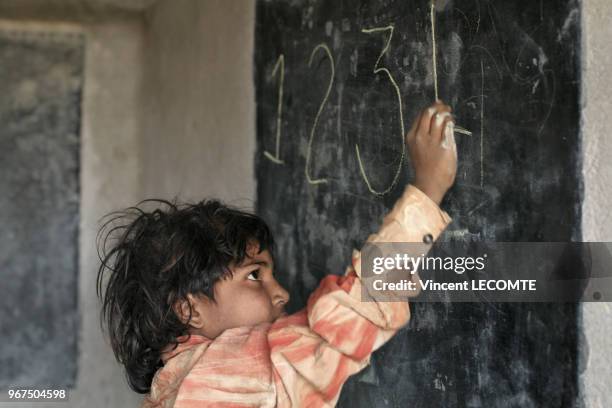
[[172, 297, 191, 325], [173, 294, 205, 328]]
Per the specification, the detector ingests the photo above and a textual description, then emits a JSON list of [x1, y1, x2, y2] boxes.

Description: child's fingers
[[414, 105, 437, 137], [440, 118, 456, 153], [436, 114, 454, 147], [428, 107, 452, 145], [405, 109, 421, 145], [415, 101, 449, 140]]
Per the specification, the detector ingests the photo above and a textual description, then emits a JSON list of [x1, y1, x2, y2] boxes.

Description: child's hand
[[406, 101, 458, 206]]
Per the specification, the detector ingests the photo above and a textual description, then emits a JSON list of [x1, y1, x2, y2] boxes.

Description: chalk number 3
[[356, 25, 406, 196]]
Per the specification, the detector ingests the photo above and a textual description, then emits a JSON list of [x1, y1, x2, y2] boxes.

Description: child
[[96, 101, 457, 407]]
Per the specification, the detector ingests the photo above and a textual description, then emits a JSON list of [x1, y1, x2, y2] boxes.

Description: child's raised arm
[[409, 100, 457, 206], [268, 101, 457, 407]]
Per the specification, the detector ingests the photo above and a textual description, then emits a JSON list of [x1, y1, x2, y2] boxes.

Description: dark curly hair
[[95, 198, 275, 394]]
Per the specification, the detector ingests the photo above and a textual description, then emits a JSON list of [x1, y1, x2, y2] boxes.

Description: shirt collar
[[161, 334, 211, 364]]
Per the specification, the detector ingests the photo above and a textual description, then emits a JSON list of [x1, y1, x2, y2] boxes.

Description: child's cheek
[[245, 286, 275, 322], [231, 285, 274, 325]]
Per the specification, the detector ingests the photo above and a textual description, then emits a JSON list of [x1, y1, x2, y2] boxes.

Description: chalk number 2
[[305, 44, 334, 185]]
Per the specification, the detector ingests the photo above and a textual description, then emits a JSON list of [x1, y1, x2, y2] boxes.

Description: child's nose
[[270, 280, 290, 307]]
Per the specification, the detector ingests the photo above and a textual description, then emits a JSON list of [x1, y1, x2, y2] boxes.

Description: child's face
[[178, 241, 290, 339]]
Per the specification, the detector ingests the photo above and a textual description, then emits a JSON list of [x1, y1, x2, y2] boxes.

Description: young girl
[[96, 101, 457, 407]]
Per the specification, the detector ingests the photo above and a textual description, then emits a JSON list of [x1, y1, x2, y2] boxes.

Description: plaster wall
[[140, 0, 256, 209], [579, 0, 612, 406]]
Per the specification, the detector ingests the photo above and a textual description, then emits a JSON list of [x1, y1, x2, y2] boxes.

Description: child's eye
[[247, 270, 261, 281]]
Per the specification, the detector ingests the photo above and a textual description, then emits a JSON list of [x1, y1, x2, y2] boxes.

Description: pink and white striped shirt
[[139, 184, 452, 408]]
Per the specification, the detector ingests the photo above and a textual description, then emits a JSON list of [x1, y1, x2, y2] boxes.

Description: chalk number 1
[[264, 54, 285, 164]]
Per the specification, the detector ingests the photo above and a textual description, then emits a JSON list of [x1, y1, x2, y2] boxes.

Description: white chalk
[[441, 121, 456, 152], [435, 111, 452, 127]]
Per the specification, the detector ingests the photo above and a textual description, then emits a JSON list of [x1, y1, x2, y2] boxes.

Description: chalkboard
[[0, 30, 83, 389], [255, 0, 581, 406]]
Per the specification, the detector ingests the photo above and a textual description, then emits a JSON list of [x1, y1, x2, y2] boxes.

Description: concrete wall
[[579, 0, 612, 406], [140, 0, 256, 209], [76, 18, 145, 408]]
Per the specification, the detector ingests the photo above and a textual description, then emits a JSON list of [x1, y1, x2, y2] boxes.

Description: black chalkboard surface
[[255, 0, 581, 406], [0, 30, 83, 389]]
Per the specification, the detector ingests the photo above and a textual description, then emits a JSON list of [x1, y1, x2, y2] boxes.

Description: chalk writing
[[431, 0, 473, 138], [355, 25, 405, 196], [430, 1, 439, 101], [480, 60, 485, 187], [264, 54, 285, 164], [305, 43, 334, 185]]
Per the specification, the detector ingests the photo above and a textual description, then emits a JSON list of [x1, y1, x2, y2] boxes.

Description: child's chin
[[274, 312, 288, 321]]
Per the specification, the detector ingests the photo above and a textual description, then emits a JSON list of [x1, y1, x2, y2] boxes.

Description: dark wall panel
[[0, 29, 83, 389]]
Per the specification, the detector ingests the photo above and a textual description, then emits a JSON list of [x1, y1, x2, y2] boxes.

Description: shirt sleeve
[[268, 184, 452, 407]]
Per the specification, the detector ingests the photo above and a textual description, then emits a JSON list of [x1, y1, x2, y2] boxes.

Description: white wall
[[579, 0, 612, 406], [140, 0, 256, 209], [76, 18, 146, 408]]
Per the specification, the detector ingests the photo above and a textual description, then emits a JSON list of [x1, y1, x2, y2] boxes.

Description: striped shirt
[[139, 184, 452, 407]]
